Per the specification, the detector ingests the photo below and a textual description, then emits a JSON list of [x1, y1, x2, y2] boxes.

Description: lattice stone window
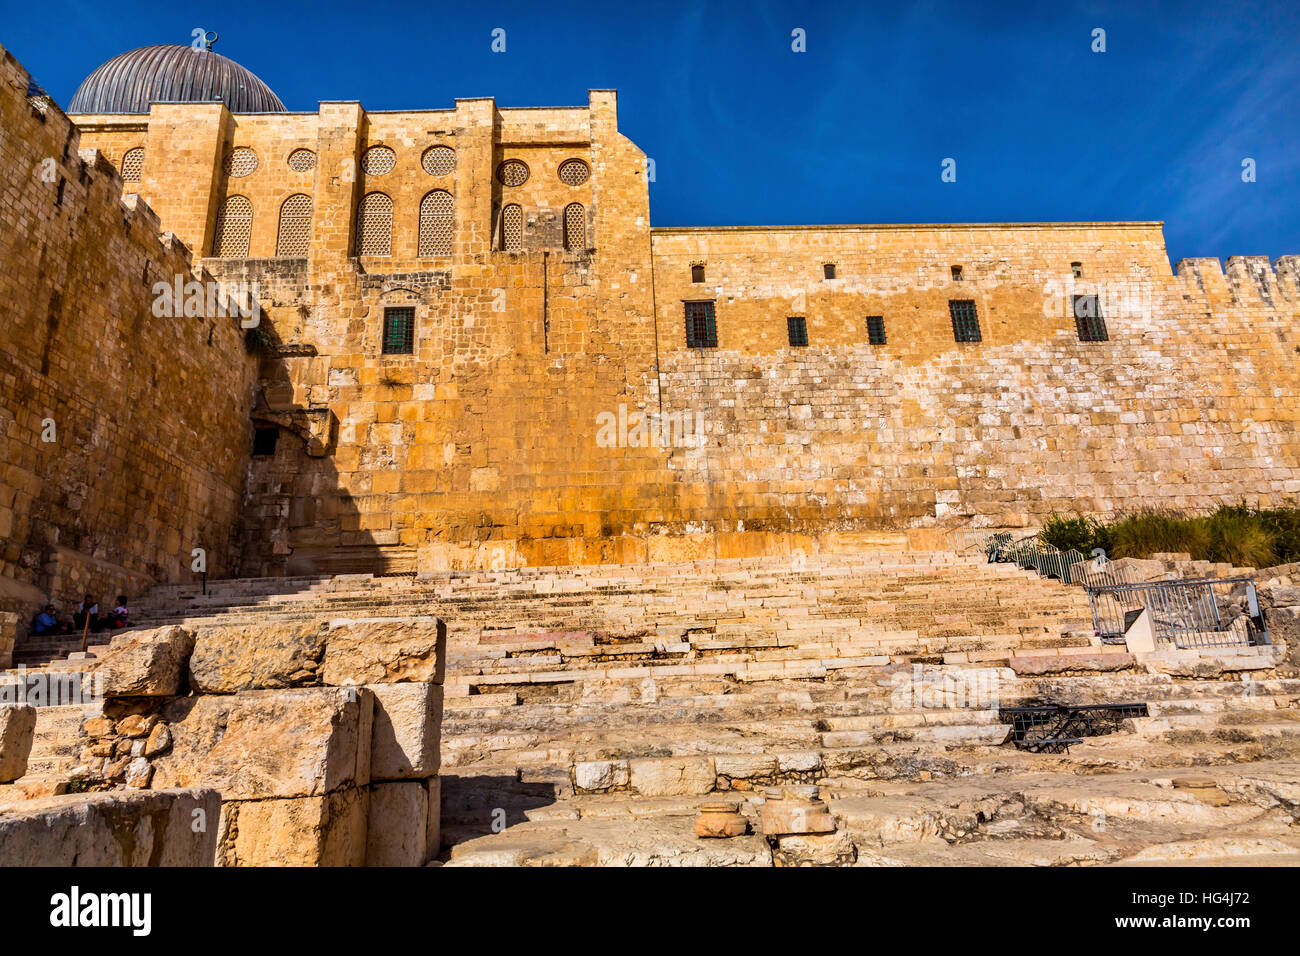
[[276, 194, 313, 257], [224, 147, 258, 178], [355, 192, 393, 256], [564, 203, 586, 251], [866, 315, 887, 345], [558, 159, 590, 186], [382, 307, 415, 355], [497, 160, 529, 186], [685, 301, 717, 349], [949, 299, 981, 342], [787, 316, 809, 347], [120, 147, 144, 183], [1073, 295, 1108, 342], [211, 195, 252, 257], [361, 146, 396, 176], [501, 203, 523, 251], [419, 190, 454, 256], [287, 149, 317, 172], [422, 146, 455, 177]]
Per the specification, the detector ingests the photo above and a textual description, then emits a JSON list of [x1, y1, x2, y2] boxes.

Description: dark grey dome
[[69, 44, 286, 114]]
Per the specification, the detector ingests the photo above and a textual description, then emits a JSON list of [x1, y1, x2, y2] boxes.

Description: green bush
[[1040, 501, 1300, 569], [1038, 513, 1100, 554]]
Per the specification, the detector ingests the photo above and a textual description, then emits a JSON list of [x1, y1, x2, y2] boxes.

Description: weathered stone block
[[573, 759, 629, 792], [0, 788, 220, 866], [365, 780, 429, 866], [628, 756, 716, 796], [151, 686, 373, 799], [96, 626, 196, 697], [0, 703, 37, 783], [368, 682, 442, 780], [189, 622, 326, 693], [322, 618, 446, 686], [218, 787, 368, 866]]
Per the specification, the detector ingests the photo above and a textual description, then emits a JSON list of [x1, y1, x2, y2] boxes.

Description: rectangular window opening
[[949, 299, 981, 342], [866, 315, 886, 345], [1073, 294, 1108, 341], [382, 306, 416, 354], [685, 301, 717, 348], [787, 316, 808, 347]]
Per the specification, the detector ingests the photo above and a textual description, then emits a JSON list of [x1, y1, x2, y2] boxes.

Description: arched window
[[418, 190, 454, 256], [211, 195, 252, 257], [501, 203, 523, 252], [275, 194, 313, 257], [355, 192, 393, 256], [120, 147, 144, 183], [564, 202, 585, 251]]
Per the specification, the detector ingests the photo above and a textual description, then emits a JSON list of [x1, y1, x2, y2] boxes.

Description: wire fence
[[957, 528, 1264, 649]]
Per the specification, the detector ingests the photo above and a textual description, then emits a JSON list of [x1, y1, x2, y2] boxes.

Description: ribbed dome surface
[[69, 44, 286, 114]]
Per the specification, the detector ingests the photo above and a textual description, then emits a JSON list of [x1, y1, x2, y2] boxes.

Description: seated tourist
[[32, 604, 62, 635], [110, 595, 130, 628], [72, 594, 100, 632]]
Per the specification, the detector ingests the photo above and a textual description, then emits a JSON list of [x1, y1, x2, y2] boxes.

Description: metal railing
[[973, 533, 1138, 589], [1085, 576, 1269, 649]]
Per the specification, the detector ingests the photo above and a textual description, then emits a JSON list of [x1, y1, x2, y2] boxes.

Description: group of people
[[31, 595, 130, 636]]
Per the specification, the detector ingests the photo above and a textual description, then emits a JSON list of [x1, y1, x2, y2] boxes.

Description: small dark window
[[787, 317, 808, 347], [252, 428, 279, 457], [1073, 295, 1108, 342], [382, 306, 416, 354], [866, 315, 886, 345], [951, 265, 963, 281], [685, 301, 717, 348], [691, 264, 705, 283], [949, 299, 981, 342], [823, 263, 836, 280], [1071, 261, 1083, 279]]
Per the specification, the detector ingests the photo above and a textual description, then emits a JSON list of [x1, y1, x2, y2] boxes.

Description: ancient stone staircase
[[10, 549, 1298, 865]]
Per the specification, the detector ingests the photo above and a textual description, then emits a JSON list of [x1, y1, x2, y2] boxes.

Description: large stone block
[[0, 703, 37, 783], [218, 787, 368, 866], [365, 780, 429, 866], [151, 686, 373, 799], [322, 617, 446, 686], [0, 788, 220, 866], [628, 756, 716, 796], [368, 682, 442, 781], [96, 626, 196, 697], [189, 622, 326, 693]]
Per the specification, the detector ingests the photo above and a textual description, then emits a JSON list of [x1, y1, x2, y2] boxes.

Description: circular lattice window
[[497, 160, 529, 187], [224, 148, 258, 178], [287, 148, 317, 172], [362, 146, 396, 176], [422, 146, 456, 177], [120, 147, 145, 183], [558, 159, 589, 186]]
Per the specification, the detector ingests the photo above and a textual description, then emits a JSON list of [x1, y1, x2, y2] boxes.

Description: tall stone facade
[[3, 40, 1298, 587], [0, 46, 258, 618]]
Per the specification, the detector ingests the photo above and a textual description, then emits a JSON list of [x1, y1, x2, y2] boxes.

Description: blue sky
[[6, 0, 1297, 264]]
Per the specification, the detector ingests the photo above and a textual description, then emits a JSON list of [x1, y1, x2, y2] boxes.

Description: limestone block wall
[[651, 225, 1300, 530], [0, 45, 259, 611], [67, 618, 447, 867], [58, 50, 1300, 568]]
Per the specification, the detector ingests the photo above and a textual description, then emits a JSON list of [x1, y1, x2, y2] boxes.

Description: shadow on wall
[[239, 305, 397, 578]]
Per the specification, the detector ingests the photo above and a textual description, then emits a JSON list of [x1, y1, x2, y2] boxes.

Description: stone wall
[[0, 45, 259, 618], [68, 618, 446, 866], [57, 50, 1300, 571]]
